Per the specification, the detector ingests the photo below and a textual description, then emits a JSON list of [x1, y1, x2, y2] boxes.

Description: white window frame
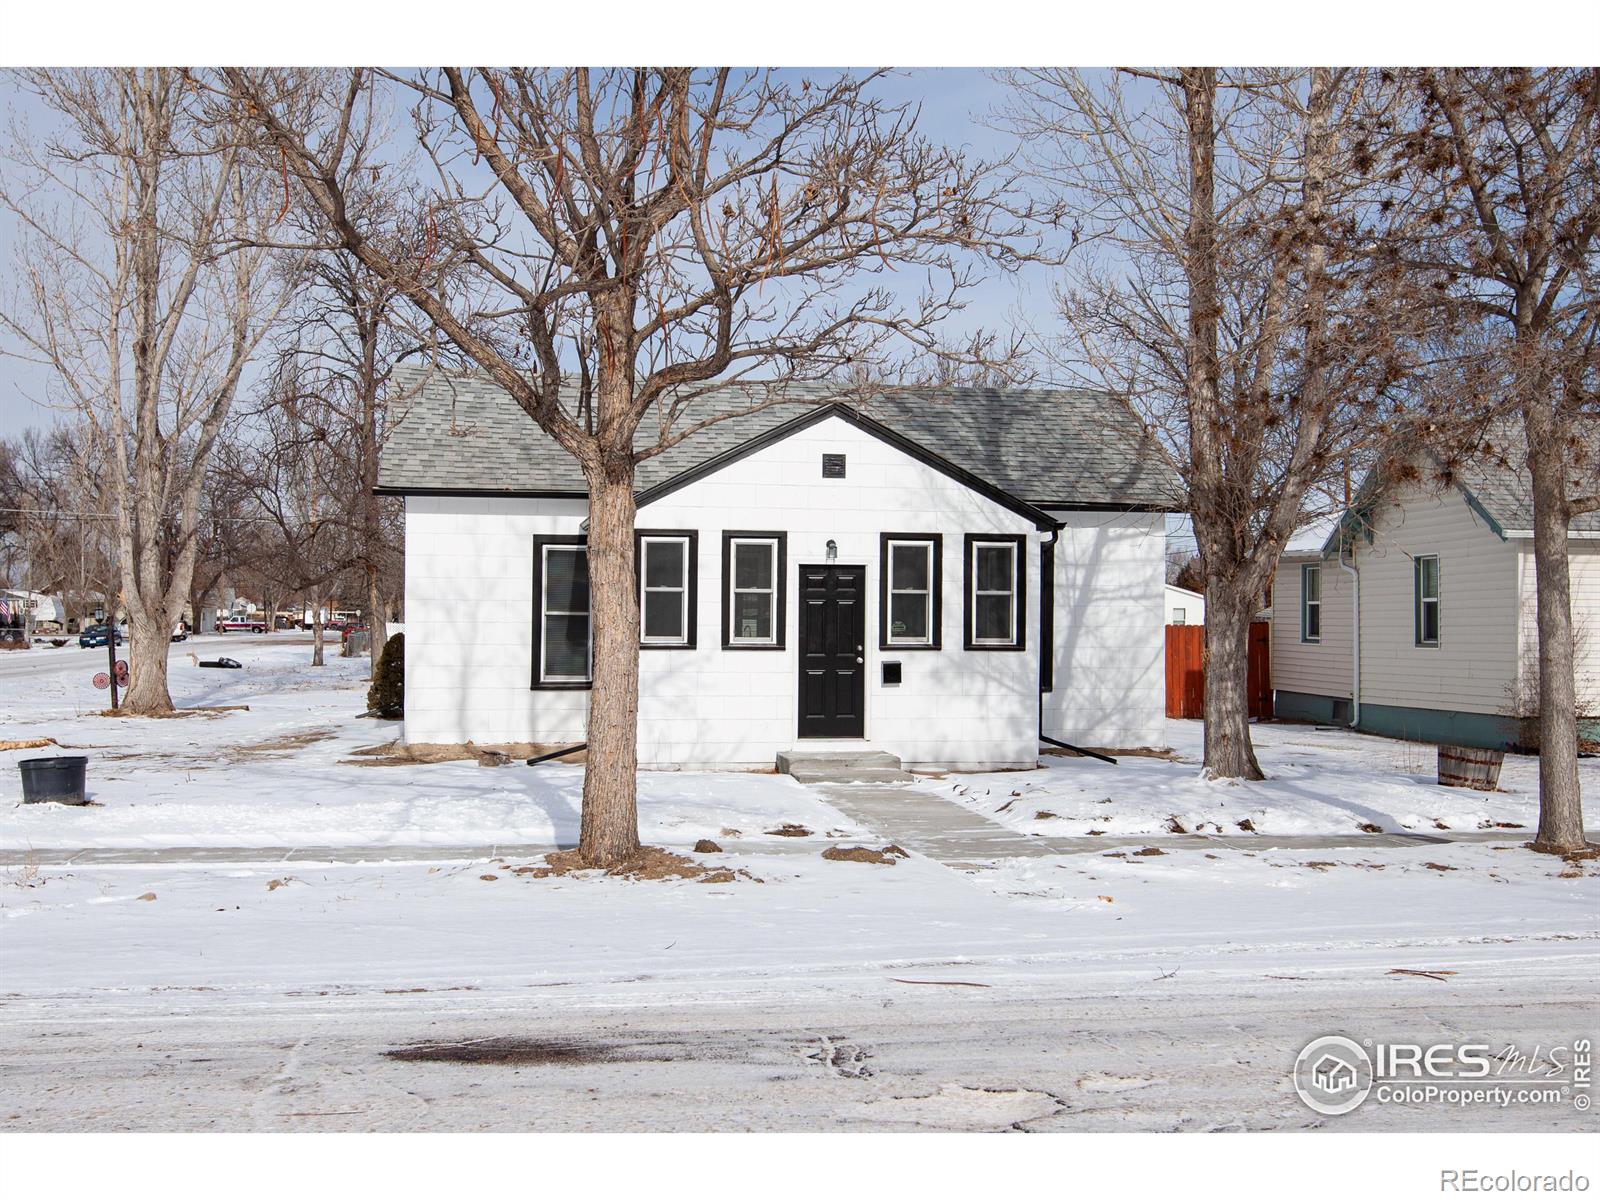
[[728, 537, 779, 646], [885, 538, 935, 647], [1301, 563, 1322, 644], [969, 538, 1019, 648], [639, 535, 691, 646], [540, 543, 591, 684], [1415, 554, 1440, 647]]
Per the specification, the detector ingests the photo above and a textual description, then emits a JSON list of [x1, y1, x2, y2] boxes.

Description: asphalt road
[[2, 968, 1593, 1132]]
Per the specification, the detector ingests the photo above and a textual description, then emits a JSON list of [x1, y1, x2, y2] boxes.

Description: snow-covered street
[[2, 636, 1596, 1130], [4, 971, 1589, 1131]]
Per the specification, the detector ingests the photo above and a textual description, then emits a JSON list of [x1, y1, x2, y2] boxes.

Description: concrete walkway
[[0, 840, 830, 868], [807, 782, 1569, 867], [0, 817, 1570, 871]]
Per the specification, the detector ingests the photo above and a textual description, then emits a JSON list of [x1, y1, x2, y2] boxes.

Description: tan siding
[[1357, 487, 1518, 715], [1516, 542, 1600, 717], [1272, 553, 1352, 699]]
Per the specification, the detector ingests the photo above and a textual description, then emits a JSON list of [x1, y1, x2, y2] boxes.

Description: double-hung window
[[638, 531, 696, 648], [1301, 564, 1322, 643], [722, 531, 786, 648], [1414, 554, 1440, 646], [964, 534, 1026, 650], [533, 537, 591, 687], [880, 533, 940, 648]]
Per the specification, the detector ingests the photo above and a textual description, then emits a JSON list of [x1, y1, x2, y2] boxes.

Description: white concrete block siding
[[402, 414, 1169, 768], [1046, 511, 1167, 749]]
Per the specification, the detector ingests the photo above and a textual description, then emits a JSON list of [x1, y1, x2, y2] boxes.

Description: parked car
[[218, 617, 267, 633], [171, 624, 189, 642], [78, 623, 124, 648]]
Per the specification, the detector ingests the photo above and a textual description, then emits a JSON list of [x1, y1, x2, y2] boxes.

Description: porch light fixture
[[826, 539, 838, 562]]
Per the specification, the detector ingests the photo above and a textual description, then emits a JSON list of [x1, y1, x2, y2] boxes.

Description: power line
[[0, 506, 282, 524]]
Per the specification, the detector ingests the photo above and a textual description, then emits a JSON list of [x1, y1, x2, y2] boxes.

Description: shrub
[[367, 632, 405, 718]]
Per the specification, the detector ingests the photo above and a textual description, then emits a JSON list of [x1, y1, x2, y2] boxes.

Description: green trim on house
[[1456, 487, 1508, 541], [1277, 691, 1600, 752], [1275, 690, 1351, 725], [1355, 702, 1524, 751]]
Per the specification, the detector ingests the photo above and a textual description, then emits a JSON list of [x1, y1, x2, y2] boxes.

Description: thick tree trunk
[[579, 470, 643, 868], [122, 607, 174, 713], [366, 565, 386, 675], [1525, 409, 1588, 852], [1178, 69, 1263, 781], [1201, 590, 1264, 780], [311, 598, 326, 667]]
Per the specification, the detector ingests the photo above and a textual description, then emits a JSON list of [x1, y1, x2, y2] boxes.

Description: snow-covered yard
[[0, 636, 861, 851], [2, 635, 1596, 1131], [929, 721, 1585, 839]]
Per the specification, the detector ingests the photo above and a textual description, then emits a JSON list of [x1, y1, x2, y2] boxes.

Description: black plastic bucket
[[18, 756, 89, 805]]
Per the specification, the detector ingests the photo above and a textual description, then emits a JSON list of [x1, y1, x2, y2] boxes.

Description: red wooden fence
[[1164, 621, 1273, 720]]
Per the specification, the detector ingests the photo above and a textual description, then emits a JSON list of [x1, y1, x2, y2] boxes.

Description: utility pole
[[107, 624, 118, 710]]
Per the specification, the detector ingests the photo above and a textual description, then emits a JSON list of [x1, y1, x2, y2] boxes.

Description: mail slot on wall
[[881, 661, 902, 686]]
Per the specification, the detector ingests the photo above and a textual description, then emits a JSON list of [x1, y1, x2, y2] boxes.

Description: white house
[[0, 588, 66, 630], [1271, 427, 1600, 750], [378, 371, 1183, 770], [1164, 584, 1204, 626]]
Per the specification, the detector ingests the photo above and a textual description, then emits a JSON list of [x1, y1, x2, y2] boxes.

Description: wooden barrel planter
[[1437, 744, 1505, 791]]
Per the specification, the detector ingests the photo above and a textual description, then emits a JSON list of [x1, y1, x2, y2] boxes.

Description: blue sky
[[0, 68, 1063, 435]]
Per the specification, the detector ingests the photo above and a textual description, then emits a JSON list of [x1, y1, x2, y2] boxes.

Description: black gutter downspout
[[1042, 732, 1118, 766], [1036, 526, 1118, 766], [526, 742, 587, 766]]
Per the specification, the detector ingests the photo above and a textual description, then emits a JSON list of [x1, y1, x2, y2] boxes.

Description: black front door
[[798, 565, 865, 738]]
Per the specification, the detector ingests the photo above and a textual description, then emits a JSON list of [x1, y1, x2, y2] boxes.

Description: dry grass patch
[[821, 844, 909, 865], [0, 738, 57, 752], [509, 845, 758, 884], [228, 728, 337, 761], [344, 740, 582, 767], [1041, 745, 1181, 761]]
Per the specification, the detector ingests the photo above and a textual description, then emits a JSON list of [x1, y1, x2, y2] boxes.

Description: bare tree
[[229, 361, 363, 666], [996, 67, 1423, 778], [268, 173, 438, 669], [0, 69, 295, 712], [1, 427, 122, 630], [1383, 68, 1599, 852], [217, 67, 1027, 866]]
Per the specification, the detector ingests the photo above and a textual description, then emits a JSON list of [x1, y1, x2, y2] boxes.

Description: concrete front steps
[[775, 750, 915, 785]]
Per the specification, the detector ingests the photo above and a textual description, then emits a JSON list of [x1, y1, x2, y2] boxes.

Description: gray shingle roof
[[1320, 418, 1600, 555], [378, 368, 1183, 512], [1450, 420, 1600, 535]]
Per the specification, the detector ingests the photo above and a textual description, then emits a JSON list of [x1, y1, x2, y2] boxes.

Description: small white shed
[[1164, 584, 1204, 626]]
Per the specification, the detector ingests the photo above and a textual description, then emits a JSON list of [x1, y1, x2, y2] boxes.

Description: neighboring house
[[1164, 584, 1204, 626], [0, 588, 66, 636], [1271, 428, 1600, 750], [377, 371, 1183, 770]]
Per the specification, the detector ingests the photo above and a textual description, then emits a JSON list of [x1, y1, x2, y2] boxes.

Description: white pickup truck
[[217, 617, 267, 633]]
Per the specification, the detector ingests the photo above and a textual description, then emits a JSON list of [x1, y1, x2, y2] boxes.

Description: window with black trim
[[532, 536, 591, 688], [637, 531, 697, 648], [722, 531, 786, 648], [879, 533, 940, 649], [1301, 564, 1321, 643], [964, 534, 1026, 650], [1414, 554, 1440, 646]]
